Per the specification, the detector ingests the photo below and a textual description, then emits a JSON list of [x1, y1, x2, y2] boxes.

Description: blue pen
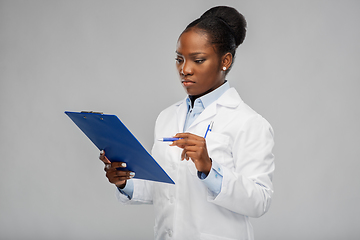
[[159, 121, 214, 141], [158, 137, 182, 142], [204, 121, 214, 138]]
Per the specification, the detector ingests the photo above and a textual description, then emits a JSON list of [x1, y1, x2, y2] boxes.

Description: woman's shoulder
[[155, 98, 186, 121], [218, 88, 272, 127]]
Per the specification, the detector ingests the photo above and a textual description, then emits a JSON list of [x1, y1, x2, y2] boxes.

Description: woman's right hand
[[99, 150, 135, 189]]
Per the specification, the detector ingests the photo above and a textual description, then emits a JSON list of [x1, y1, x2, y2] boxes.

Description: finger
[[181, 148, 194, 161], [184, 145, 206, 153], [182, 145, 209, 160], [170, 135, 200, 145], [181, 149, 186, 161], [99, 150, 111, 164], [110, 170, 129, 178], [104, 164, 111, 171], [182, 151, 200, 161], [170, 138, 202, 148], [107, 171, 135, 182], [185, 152, 189, 160], [174, 132, 203, 140], [182, 149, 198, 161], [110, 162, 127, 169], [104, 162, 127, 172], [109, 176, 129, 185]]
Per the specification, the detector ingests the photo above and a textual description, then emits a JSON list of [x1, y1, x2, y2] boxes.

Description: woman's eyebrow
[[189, 52, 206, 57], [175, 51, 206, 56]]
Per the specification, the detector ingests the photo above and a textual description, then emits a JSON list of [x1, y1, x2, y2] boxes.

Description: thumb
[[99, 150, 111, 164]]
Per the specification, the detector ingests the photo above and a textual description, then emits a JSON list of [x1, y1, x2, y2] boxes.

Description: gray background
[[1, 0, 359, 239]]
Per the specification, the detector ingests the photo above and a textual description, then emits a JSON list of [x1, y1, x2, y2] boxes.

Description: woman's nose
[[181, 61, 193, 76]]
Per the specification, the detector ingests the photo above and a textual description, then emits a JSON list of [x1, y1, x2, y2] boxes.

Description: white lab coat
[[116, 87, 275, 240]]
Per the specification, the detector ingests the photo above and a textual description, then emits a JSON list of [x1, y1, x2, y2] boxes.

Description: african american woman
[[100, 6, 275, 240]]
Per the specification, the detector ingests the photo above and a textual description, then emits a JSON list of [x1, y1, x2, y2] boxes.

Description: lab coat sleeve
[[115, 178, 154, 205], [207, 115, 275, 218]]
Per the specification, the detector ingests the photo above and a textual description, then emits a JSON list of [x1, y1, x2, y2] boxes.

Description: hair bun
[[200, 6, 247, 46]]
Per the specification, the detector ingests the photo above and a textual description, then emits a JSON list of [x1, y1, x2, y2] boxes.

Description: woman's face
[[176, 28, 225, 96]]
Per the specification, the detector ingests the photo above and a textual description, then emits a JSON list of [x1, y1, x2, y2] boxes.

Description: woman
[[100, 6, 274, 240]]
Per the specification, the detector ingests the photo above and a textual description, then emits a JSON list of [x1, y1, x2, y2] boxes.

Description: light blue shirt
[[184, 81, 230, 131], [119, 81, 230, 198], [184, 81, 229, 195]]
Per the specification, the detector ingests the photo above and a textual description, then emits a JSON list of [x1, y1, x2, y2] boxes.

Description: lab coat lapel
[[175, 88, 242, 132], [186, 88, 242, 130], [188, 103, 217, 129], [175, 98, 188, 133]]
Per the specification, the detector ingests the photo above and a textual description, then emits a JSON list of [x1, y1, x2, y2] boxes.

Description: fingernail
[[130, 172, 135, 178], [121, 163, 126, 167], [100, 150, 104, 154]]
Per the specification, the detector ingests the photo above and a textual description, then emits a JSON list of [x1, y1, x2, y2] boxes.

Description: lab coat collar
[[174, 87, 242, 108], [216, 87, 243, 108], [175, 87, 243, 132]]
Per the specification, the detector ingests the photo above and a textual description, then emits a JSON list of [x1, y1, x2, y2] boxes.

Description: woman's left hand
[[170, 132, 212, 175]]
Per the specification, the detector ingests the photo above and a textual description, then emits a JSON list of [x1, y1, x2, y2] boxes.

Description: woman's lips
[[182, 79, 195, 87]]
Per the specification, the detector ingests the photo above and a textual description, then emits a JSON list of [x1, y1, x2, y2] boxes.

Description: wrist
[[201, 158, 212, 176], [116, 181, 127, 189]]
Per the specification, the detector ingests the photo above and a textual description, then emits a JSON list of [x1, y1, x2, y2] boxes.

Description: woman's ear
[[221, 52, 233, 71]]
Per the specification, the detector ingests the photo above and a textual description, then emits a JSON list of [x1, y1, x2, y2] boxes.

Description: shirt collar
[[186, 81, 230, 110]]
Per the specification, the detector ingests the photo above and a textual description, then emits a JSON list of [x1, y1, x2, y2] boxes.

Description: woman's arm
[[171, 116, 275, 217]]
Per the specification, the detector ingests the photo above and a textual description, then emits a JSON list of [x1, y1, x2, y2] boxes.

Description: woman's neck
[[188, 80, 227, 108]]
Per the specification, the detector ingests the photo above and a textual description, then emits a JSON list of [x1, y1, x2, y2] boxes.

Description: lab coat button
[[168, 229, 173, 237]]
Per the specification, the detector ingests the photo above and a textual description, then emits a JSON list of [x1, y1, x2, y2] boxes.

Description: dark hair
[[183, 6, 247, 72]]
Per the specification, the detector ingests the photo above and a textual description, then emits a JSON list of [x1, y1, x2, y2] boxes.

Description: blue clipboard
[[65, 111, 174, 184]]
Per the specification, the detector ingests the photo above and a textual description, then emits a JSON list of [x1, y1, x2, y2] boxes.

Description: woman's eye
[[175, 58, 183, 63], [195, 59, 205, 64]]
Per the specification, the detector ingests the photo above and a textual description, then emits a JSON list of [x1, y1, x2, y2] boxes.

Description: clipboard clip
[[81, 111, 103, 114]]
